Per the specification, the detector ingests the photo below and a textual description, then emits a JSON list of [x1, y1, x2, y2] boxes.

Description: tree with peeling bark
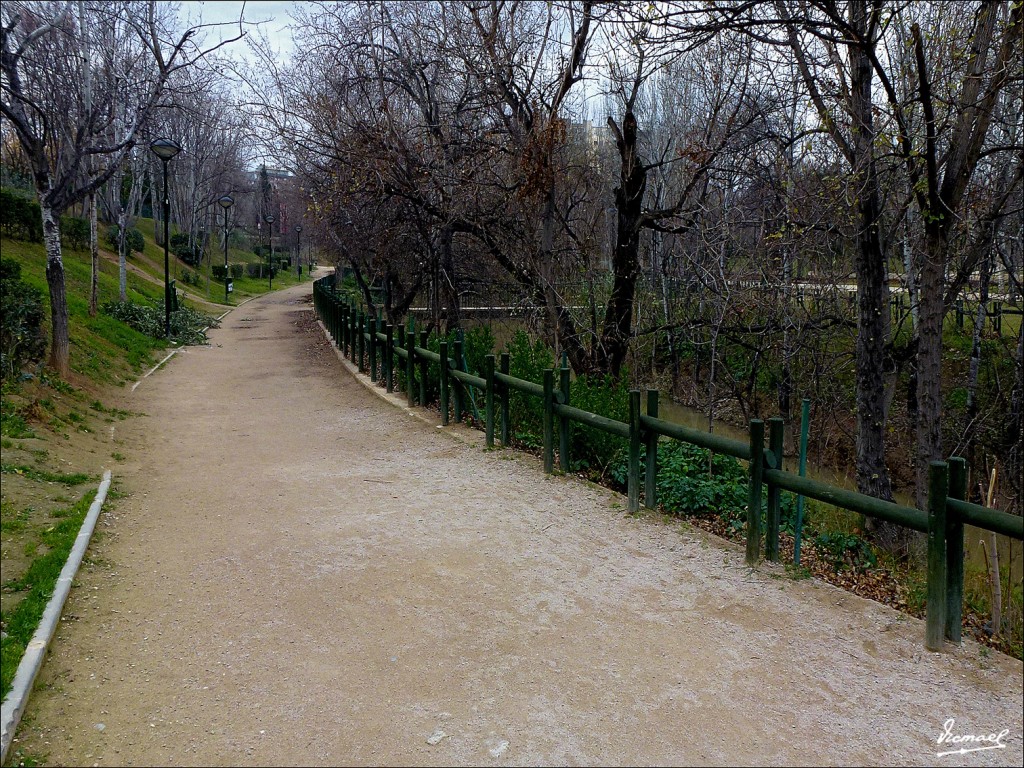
[[0, 0, 243, 376]]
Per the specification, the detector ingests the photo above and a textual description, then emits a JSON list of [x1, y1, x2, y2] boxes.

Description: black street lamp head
[[218, 194, 234, 210], [149, 137, 182, 162]]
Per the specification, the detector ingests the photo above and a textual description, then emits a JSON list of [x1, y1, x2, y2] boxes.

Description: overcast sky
[[182, 1, 296, 59]]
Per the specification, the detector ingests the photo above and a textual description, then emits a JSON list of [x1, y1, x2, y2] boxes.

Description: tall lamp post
[[149, 138, 182, 338], [294, 225, 302, 277], [264, 214, 274, 290], [218, 195, 234, 303]]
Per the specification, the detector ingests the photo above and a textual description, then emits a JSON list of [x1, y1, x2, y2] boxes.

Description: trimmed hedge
[[212, 264, 246, 280]]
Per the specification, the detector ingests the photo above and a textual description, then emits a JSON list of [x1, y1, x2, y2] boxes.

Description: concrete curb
[[0, 470, 113, 765]]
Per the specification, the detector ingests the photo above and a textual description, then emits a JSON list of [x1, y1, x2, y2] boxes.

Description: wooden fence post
[[351, 308, 358, 365], [628, 390, 641, 514], [357, 312, 365, 371], [368, 316, 377, 383], [484, 355, 495, 449], [385, 323, 394, 393], [419, 330, 429, 407], [926, 460, 949, 651], [341, 303, 349, 355], [543, 369, 554, 474], [396, 325, 405, 392], [452, 338, 464, 423], [766, 417, 785, 562], [645, 389, 659, 510], [746, 419, 765, 566], [500, 353, 510, 447], [347, 303, 354, 358], [439, 341, 450, 426], [559, 365, 571, 471], [406, 326, 416, 407], [946, 457, 967, 644]]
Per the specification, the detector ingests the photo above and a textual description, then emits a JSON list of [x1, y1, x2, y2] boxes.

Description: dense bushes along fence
[[313, 276, 1023, 651]]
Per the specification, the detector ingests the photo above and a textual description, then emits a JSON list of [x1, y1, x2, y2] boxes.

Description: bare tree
[[1, 0, 242, 374]]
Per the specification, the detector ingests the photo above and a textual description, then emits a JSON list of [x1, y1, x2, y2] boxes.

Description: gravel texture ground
[[7, 279, 1023, 767]]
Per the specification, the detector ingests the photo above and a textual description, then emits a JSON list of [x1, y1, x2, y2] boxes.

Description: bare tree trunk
[[847, 1, 898, 547], [599, 110, 646, 377], [88, 187, 99, 316], [81, 0, 97, 317], [40, 199, 70, 377], [118, 205, 129, 302]]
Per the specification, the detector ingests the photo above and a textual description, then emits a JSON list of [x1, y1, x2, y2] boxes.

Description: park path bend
[[10, 280, 1024, 767]]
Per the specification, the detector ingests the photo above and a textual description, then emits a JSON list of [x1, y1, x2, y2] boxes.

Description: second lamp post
[[149, 137, 182, 338], [218, 195, 234, 303]]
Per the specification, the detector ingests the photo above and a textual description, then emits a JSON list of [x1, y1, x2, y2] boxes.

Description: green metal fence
[[313, 277, 1023, 651]]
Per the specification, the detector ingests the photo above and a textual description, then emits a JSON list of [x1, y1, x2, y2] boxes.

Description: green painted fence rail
[[640, 414, 750, 460], [312, 277, 1023, 651], [553, 403, 630, 439], [494, 370, 546, 400], [451, 367, 486, 391], [762, 468, 927, 532], [947, 497, 1024, 540]]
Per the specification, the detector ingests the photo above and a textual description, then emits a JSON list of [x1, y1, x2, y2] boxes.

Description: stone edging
[[0, 470, 113, 765]]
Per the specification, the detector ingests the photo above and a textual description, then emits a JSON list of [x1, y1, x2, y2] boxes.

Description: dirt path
[[9, 281, 1023, 767]]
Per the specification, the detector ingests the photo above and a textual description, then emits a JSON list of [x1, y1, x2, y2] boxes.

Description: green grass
[[0, 498, 30, 534], [0, 490, 96, 698], [0, 400, 35, 439], [0, 463, 95, 485]]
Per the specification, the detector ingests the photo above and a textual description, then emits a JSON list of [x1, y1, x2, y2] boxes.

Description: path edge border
[[0, 470, 113, 765]]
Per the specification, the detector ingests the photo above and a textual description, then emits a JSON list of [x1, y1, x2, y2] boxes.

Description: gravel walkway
[[8, 280, 1023, 767]]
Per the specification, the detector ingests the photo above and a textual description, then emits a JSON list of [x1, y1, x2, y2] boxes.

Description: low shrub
[[60, 216, 89, 251], [0, 189, 42, 241], [104, 224, 145, 255], [246, 263, 275, 278], [1, 258, 47, 380], [502, 329, 553, 448], [169, 232, 190, 254], [814, 531, 878, 572], [180, 269, 202, 287], [567, 373, 630, 479], [177, 246, 200, 267], [102, 300, 218, 345]]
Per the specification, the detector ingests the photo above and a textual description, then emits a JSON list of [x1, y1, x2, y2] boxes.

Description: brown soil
[[6, 280, 1023, 767]]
